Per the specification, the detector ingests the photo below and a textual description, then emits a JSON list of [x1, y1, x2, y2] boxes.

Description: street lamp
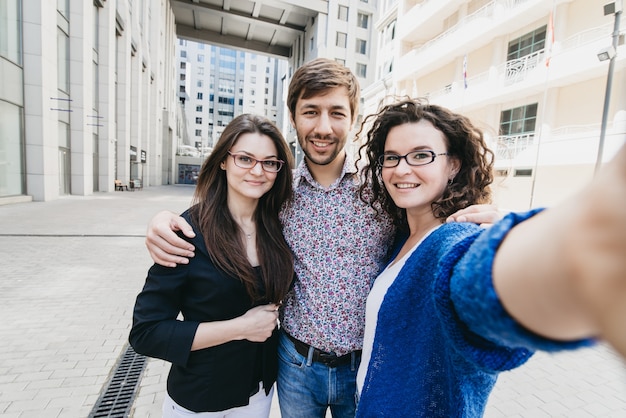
[[595, 0, 622, 174]]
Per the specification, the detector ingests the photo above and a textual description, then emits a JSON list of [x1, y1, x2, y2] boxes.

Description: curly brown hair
[[357, 98, 494, 231]]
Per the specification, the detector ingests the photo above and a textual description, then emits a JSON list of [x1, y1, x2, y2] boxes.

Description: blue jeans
[[277, 329, 359, 418]]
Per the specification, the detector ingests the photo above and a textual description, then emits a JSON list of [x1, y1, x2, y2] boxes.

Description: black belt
[[285, 332, 361, 368]]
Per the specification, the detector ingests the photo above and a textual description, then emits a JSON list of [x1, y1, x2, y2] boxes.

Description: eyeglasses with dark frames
[[227, 151, 284, 173], [378, 150, 448, 168]]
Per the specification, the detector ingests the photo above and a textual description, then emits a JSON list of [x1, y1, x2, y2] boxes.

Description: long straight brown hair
[[190, 114, 294, 304]]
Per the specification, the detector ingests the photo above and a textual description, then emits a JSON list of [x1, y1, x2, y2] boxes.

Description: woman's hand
[[237, 304, 281, 342]]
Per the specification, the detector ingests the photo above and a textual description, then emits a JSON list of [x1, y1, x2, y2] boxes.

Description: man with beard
[[145, 58, 498, 417]]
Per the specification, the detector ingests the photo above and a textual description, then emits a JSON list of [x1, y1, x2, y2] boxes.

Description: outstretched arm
[[493, 144, 626, 357], [145, 210, 196, 267]]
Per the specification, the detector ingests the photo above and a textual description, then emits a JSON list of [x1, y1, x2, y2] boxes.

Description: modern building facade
[[2, 0, 383, 202], [0, 0, 180, 204], [363, 0, 626, 210]]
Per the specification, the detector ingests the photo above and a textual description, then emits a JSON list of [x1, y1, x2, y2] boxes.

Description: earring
[[447, 178, 453, 185], [220, 163, 225, 170]]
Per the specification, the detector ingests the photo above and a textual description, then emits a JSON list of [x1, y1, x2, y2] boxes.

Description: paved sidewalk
[[0, 185, 624, 417]]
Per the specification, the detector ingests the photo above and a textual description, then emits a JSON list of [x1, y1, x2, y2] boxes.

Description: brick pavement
[[0, 185, 624, 417]]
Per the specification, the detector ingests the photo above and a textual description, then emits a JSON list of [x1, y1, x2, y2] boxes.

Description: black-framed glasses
[[378, 150, 448, 168], [227, 152, 284, 173]]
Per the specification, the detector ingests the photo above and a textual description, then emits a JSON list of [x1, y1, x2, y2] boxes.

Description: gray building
[[1, 0, 381, 203]]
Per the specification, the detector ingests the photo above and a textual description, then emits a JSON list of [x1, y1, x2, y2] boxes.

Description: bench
[[114, 180, 129, 191]]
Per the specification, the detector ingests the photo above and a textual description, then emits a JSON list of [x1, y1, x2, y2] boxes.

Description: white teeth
[[396, 183, 418, 189], [313, 141, 330, 147]]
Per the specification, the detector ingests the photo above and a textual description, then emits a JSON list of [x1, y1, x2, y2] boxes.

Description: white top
[[356, 225, 441, 395]]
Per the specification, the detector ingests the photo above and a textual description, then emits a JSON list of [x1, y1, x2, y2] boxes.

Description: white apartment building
[[363, 0, 626, 210]]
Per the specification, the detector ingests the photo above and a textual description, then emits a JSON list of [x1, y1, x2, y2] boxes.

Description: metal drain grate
[[88, 344, 148, 418]]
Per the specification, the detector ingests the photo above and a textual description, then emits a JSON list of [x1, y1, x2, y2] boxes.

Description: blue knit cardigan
[[356, 210, 593, 417]]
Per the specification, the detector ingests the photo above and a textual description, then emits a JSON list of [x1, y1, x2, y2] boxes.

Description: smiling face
[[381, 120, 460, 220], [290, 86, 354, 168], [223, 132, 279, 204]]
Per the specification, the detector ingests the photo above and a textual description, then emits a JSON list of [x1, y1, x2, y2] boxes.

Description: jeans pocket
[[277, 332, 307, 368]]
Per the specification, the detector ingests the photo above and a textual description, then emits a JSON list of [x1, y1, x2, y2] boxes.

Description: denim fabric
[[277, 330, 359, 418]]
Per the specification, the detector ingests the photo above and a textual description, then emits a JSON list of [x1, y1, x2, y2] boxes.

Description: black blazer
[[129, 210, 278, 412]]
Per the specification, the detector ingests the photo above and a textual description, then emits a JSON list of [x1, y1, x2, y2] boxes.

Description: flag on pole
[[545, 11, 554, 67], [463, 54, 468, 88]]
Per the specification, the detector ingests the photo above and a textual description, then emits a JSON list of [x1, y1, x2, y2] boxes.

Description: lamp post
[[595, 0, 622, 174]]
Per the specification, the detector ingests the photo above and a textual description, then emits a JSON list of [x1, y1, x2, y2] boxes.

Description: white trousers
[[162, 384, 274, 418]]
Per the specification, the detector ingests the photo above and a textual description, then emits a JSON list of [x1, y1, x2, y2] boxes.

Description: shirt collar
[[293, 152, 358, 190]]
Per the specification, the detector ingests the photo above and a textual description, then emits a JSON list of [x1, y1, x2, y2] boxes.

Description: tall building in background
[[363, 0, 625, 210], [174, 40, 287, 184]]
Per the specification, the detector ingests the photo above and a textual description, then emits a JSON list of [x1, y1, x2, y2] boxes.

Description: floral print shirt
[[279, 155, 395, 355]]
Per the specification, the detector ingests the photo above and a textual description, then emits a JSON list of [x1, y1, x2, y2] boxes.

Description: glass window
[[57, 27, 69, 93], [338, 5, 349, 21], [357, 13, 369, 29], [1, 0, 22, 64], [57, 0, 69, 19], [356, 63, 367, 78], [0, 100, 24, 196], [336, 32, 347, 48], [356, 39, 367, 54], [507, 26, 547, 61], [499, 103, 538, 136]]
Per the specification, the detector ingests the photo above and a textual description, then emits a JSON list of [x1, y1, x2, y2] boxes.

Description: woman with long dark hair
[[130, 114, 294, 417]]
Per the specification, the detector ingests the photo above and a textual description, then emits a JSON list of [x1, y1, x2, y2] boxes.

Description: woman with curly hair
[[355, 98, 626, 417]]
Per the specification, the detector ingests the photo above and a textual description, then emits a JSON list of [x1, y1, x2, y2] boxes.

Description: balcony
[[396, 0, 559, 81], [424, 21, 622, 111]]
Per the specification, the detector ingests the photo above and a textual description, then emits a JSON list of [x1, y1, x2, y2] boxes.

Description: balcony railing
[[504, 50, 545, 85], [424, 19, 617, 103], [495, 133, 535, 160], [412, 0, 531, 55]]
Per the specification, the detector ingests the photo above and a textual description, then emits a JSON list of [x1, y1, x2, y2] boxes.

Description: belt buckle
[[318, 351, 341, 367]]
